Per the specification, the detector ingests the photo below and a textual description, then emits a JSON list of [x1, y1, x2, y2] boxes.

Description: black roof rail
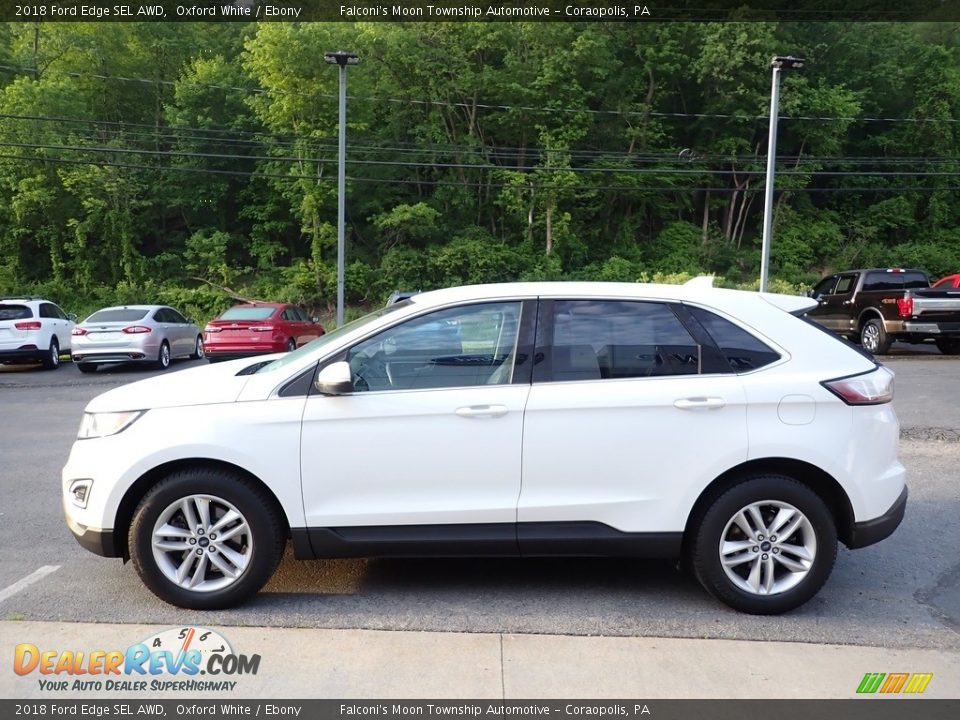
[[0, 295, 44, 301]]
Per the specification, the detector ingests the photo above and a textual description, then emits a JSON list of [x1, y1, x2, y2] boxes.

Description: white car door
[[518, 298, 753, 544], [299, 300, 534, 553]]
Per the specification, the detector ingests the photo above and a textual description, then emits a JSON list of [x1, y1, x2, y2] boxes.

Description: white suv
[[0, 297, 75, 369], [62, 281, 906, 614]]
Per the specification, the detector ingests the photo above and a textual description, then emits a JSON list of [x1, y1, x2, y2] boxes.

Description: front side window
[[347, 302, 522, 392], [548, 300, 701, 381], [812, 275, 838, 297]]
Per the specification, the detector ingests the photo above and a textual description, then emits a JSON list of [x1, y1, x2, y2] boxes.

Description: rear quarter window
[[686, 306, 781, 372]]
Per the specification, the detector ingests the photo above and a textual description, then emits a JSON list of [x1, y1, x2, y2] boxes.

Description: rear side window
[[549, 300, 701, 380], [0, 304, 32, 321], [835, 276, 856, 294], [686, 306, 781, 372], [87, 309, 149, 323], [220, 307, 275, 321]]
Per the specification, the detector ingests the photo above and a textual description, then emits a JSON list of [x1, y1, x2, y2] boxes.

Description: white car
[[62, 281, 906, 614], [0, 297, 75, 369]]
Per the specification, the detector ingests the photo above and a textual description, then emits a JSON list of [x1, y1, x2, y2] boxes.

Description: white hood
[[84, 358, 265, 413]]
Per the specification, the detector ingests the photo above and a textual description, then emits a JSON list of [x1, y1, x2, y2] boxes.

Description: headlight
[[77, 411, 145, 439]]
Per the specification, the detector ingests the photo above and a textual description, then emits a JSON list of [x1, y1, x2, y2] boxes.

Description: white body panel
[[61, 281, 906, 546]]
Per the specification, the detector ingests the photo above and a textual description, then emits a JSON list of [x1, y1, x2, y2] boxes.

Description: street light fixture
[[324, 51, 360, 327], [759, 55, 805, 293]]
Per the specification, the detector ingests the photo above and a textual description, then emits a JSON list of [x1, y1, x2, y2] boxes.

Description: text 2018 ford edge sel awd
[[62, 281, 906, 614]]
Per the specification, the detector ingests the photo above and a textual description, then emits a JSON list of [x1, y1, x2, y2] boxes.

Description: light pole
[[324, 50, 359, 327], [759, 55, 805, 293]]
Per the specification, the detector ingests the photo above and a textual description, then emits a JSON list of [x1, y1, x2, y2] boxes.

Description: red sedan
[[204, 303, 325, 362], [933, 274, 960, 289]]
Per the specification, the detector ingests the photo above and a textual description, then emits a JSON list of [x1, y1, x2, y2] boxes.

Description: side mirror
[[806, 290, 815, 298], [312, 317, 319, 324], [314, 361, 354, 396], [67, 313, 77, 322]]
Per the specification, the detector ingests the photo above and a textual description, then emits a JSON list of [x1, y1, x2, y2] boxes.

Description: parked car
[[0, 296, 75, 369], [932, 273, 960, 290], [71, 305, 203, 373], [203, 303, 324, 362], [807, 267, 960, 354], [63, 280, 906, 614]]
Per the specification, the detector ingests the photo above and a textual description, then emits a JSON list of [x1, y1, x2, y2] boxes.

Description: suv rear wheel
[[128, 468, 286, 609], [41, 337, 60, 370], [691, 475, 837, 614]]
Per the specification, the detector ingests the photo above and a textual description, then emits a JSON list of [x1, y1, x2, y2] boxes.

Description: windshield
[[219, 306, 276, 320], [254, 300, 412, 374], [86, 308, 149, 323]]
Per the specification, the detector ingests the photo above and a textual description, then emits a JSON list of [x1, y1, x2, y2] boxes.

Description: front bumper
[[65, 512, 120, 557], [848, 485, 908, 549]]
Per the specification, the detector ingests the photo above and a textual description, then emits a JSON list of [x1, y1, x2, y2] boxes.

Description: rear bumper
[[204, 347, 284, 360], [0, 348, 44, 362], [848, 486, 908, 549]]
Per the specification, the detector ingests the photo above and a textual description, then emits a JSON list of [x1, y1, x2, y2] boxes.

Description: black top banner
[[2, 700, 960, 720], [1, 0, 959, 23]]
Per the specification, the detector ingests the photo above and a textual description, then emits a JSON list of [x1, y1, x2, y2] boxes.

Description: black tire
[[154, 341, 171, 370], [76, 363, 97, 374], [189, 336, 205, 360], [128, 468, 286, 609], [41, 337, 60, 370], [935, 338, 960, 355], [286, 338, 296, 352], [860, 318, 891, 355], [691, 475, 837, 615]]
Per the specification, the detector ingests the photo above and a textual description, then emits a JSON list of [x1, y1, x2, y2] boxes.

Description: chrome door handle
[[456, 405, 508, 418], [674, 397, 726, 410]]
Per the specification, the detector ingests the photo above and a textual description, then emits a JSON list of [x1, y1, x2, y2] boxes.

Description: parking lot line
[[0, 566, 60, 604]]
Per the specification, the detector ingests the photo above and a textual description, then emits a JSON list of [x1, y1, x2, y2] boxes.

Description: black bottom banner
[[2, 700, 958, 720]]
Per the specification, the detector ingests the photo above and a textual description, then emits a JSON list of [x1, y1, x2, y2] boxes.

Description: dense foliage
[[0, 21, 958, 321]]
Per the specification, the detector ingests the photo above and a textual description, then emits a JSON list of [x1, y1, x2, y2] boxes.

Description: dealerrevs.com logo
[[13, 627, 260, 692]]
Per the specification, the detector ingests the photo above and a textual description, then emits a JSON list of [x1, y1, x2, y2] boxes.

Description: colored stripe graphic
[[857, 673, 885, 694], [880, 673, 909, 693], [903, 673, 933, 694]]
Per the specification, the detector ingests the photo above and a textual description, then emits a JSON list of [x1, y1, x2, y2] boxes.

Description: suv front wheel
[[691, 475, 837, 614], [129, 468, 286, 609]]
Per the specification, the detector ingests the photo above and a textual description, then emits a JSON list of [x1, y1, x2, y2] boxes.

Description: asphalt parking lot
[[0, 349, 958, 652]]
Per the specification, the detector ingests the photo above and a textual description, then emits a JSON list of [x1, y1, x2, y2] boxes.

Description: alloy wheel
[[151, 494, 253, 593], [718, 499, 817, 596]]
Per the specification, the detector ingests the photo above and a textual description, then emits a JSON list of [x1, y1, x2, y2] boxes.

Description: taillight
[[822, 366, 894, 405], [250, 326, 275, 333], [896, 297, 913, 318], [72, 327, 88, 336], [122, 326, 152, 334], [14, 321, 41, 330], [204, 325, 222, 333]]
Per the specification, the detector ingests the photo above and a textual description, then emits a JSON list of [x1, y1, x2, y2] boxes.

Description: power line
[[4, 112, 960, 167], [3, 150, 959, 194], [2, 62, 959, 125]]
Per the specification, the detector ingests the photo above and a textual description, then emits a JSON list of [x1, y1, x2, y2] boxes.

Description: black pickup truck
[[806, 268, 960, 355]]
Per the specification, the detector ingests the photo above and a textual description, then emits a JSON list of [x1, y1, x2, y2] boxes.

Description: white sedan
[[62, 281, 906, 614]]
